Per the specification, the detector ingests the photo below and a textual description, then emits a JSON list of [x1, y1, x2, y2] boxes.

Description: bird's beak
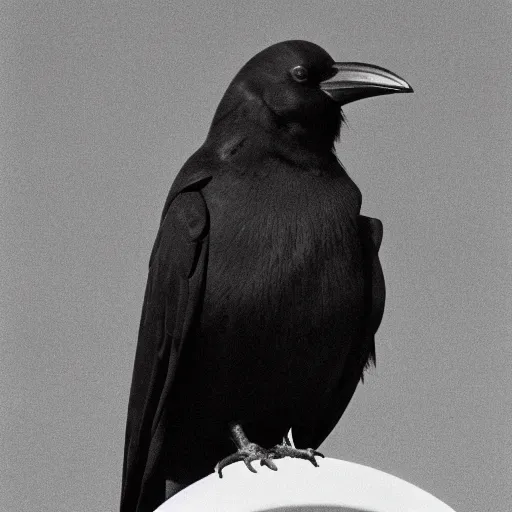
[[320, 62, 413, 106]]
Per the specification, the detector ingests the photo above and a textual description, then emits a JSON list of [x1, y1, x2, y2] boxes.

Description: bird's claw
[[242, 457, 258, 473], [215, 442, 278, 478], [215, 453, 244, 478], [260, 457, 278, 471]]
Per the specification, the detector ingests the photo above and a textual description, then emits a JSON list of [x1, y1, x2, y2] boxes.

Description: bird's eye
[[291, 65, 309, 83]]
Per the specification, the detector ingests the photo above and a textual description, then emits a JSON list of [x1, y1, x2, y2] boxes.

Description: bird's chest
[[181, 170, 365, 422], [201, 170, 364, 338]]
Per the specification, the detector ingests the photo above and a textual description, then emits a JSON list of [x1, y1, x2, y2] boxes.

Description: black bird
[[121, 40, 412, 512]]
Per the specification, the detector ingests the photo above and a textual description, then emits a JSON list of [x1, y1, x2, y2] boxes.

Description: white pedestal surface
[[155, 457, 456, 511]]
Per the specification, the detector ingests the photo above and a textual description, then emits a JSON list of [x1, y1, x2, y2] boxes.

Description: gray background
[[1, 1, 510, 511]]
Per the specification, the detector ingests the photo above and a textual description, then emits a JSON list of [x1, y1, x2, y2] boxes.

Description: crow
[[120, 40, 412, 512]]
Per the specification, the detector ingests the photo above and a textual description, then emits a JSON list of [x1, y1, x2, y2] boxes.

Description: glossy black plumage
[[121, 40, 410, 512]]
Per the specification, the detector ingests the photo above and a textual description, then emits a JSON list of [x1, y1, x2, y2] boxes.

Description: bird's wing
[[120, 171, 211, 512], [293, 215, 385, 449], [358, 215, 385, 351]]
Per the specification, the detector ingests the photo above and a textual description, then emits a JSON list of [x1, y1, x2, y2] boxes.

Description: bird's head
[[209, 40, 412, 152]]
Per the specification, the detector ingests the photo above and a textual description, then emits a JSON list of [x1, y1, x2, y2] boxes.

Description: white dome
[[155, 457, 456, 512]]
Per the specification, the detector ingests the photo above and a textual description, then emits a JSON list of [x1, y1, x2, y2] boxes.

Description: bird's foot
[[270, 438, 324, 467], [215, 424, 324, 478], [215, 442, 279, 478], [215, 424, 278, 478]]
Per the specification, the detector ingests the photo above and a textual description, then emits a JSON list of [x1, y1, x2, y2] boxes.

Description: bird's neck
[[207, 116, 337, 171]]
